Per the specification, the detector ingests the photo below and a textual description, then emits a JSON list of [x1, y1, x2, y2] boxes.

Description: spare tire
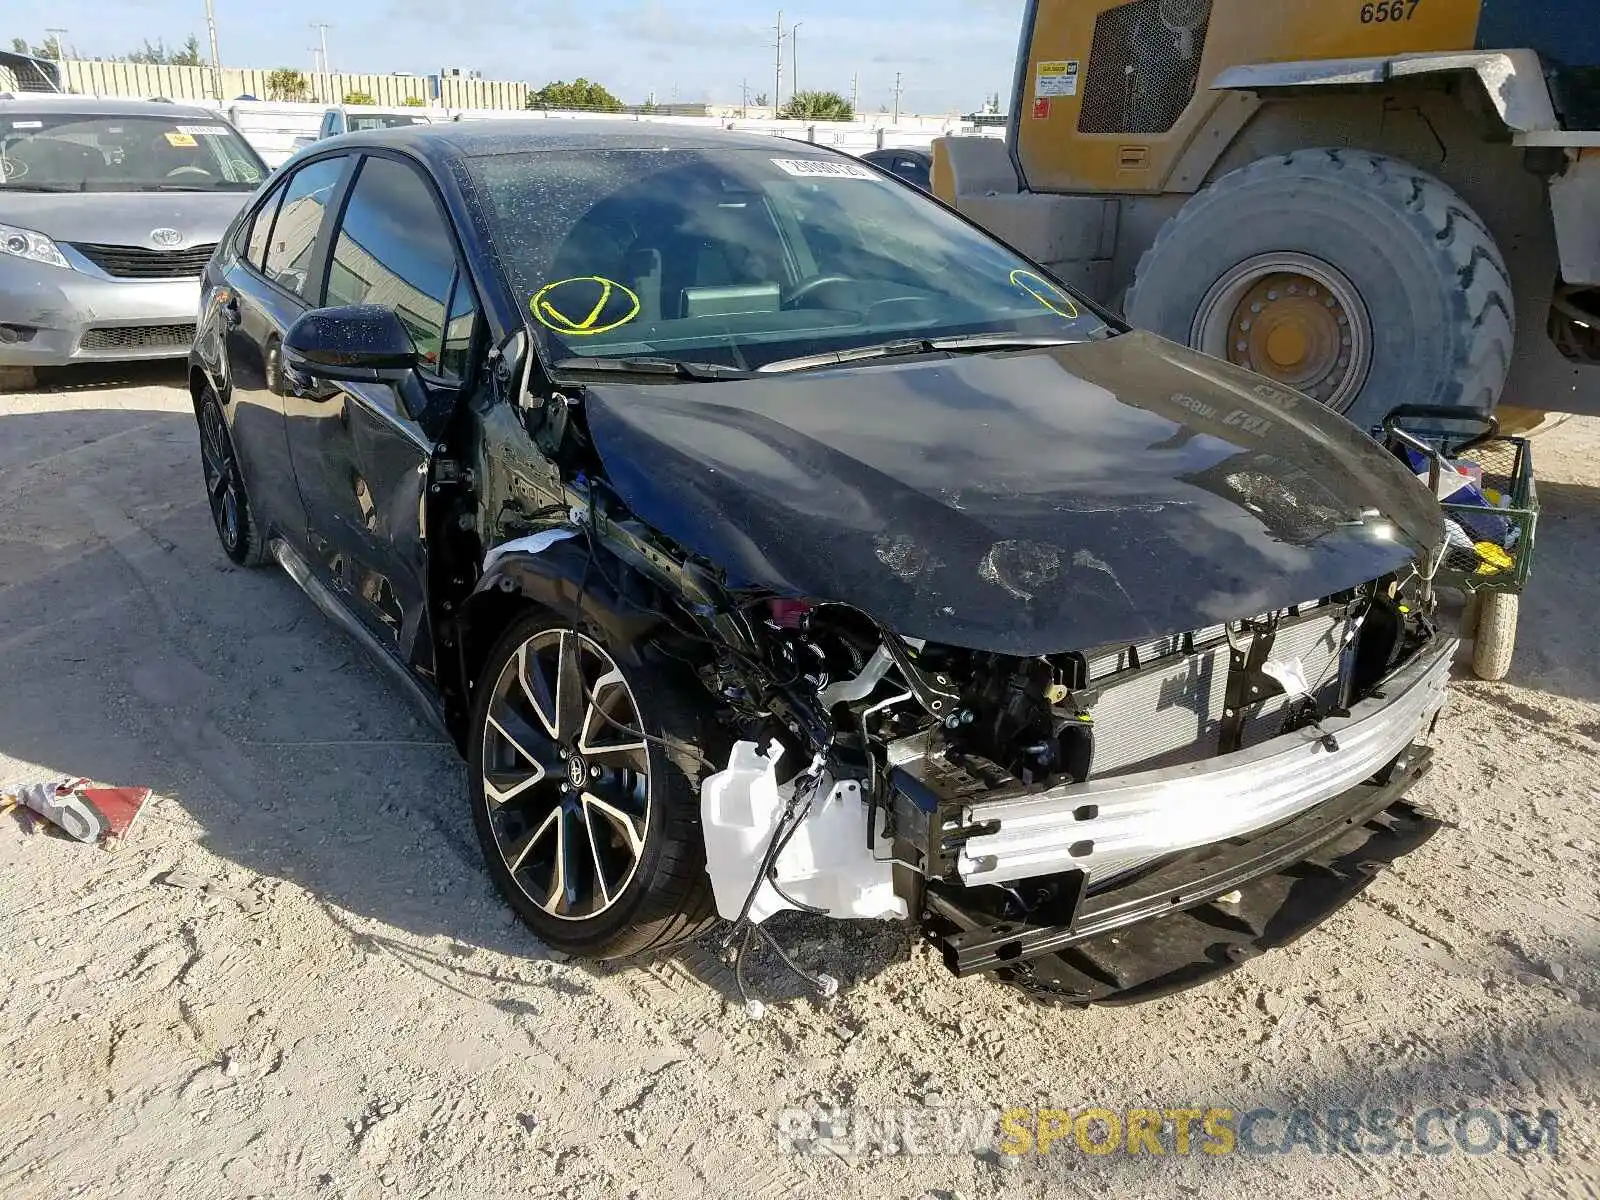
[[1125, 149, 1514, 433]]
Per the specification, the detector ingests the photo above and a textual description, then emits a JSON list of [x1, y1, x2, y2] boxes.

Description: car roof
[[317, 118, 829, 164], [0, 94, 227, 122]]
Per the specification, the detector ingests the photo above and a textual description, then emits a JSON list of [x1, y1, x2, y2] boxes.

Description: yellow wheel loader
[[934, 0, 1600, 430]]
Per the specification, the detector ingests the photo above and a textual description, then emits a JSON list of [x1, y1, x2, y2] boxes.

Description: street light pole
[[203, 0, 223, 100], [791, 22, 802, 101], [311, 23, 331, 75], [773, 9, 785, 118]]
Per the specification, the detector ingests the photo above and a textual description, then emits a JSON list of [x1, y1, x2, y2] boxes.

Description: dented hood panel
[[583, 331, 1443, 655]]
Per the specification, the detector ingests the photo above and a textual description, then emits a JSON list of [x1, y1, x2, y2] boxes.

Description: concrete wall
[[57, 60, 526, 109]]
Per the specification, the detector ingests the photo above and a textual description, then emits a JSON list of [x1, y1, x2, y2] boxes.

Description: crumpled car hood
[[582, 331, 1443, 656]]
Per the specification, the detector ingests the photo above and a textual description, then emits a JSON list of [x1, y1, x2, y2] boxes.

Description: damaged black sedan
[[191, 122, 1454, 1004]]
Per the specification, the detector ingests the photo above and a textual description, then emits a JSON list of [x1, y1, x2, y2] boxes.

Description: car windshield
[[465, 146, 1111, 371], [347, 113, 431, 131], [0, 112, 266, 193]]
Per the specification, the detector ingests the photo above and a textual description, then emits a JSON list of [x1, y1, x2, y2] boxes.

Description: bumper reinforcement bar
[[924, 746, 1439, 999]]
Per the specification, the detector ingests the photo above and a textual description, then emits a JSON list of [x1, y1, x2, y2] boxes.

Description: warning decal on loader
[[1035, 60, 1080, 98]]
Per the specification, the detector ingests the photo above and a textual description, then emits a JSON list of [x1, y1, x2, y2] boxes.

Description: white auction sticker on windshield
[[771, 158, 878, 180], [11, 121, 43, 129], [177, 124, 230, 135]]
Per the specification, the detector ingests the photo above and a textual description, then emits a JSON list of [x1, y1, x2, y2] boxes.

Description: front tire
[[1126, 149, 1513, 431], [467, 610, 717, 960]]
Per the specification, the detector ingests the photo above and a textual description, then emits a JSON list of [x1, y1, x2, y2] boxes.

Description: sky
[[22, 0, 1025, 114]]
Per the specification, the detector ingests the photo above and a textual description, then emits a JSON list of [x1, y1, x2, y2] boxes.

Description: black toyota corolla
[[190, 121, 1455, 1005]]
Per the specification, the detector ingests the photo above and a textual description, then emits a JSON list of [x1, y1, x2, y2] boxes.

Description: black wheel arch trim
[[442, 538, 668, 749]]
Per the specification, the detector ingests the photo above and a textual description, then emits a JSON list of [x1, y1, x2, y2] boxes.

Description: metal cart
[[1381, 406, 1540, 682]]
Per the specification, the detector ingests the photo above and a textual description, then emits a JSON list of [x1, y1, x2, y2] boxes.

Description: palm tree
[[780, 90, 854, 121]]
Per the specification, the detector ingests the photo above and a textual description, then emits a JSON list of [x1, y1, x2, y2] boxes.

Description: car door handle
[[217, 289, 241, 329], [282, 360, 338, 402]]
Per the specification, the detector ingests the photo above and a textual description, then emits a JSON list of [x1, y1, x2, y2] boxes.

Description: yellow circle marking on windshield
[[1010, 269, 1080, 319], [531, 276, 641, 336]]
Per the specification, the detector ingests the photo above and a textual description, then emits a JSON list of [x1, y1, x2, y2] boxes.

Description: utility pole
[[44, 27, 68, 60], [791, 21, 802, 101], [203, 0, 223, 100], [851, 72, 859, 116], [741, 78, 749, 117], [891, 71, 904, 125], [310, 22, 331, 75], [773, 9, 786, 117]]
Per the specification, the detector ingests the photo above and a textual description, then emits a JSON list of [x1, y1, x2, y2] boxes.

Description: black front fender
[[465, 535, 666, 668]]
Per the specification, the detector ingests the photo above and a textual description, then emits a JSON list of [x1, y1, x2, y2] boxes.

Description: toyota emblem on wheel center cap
[[566, 755, 588, 788], [150, 228, 182, 247]]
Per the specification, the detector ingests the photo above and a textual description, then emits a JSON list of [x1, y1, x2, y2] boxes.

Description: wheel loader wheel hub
[[1192, 254, 1373, 414]]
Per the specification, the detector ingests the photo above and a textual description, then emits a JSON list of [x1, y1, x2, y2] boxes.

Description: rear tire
[[1472, 592, 1519, 682], [467, 610, 718, 960], [196, 389, 271, 567], [1126, 149, 1513, 432]]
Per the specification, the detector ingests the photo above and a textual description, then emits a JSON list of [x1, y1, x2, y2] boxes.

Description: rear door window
[[262, 156, 346, 299], [243, 177, 288, 271]]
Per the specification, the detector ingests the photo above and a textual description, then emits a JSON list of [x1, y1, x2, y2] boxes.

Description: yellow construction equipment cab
[[935, 0, 1600, 428]]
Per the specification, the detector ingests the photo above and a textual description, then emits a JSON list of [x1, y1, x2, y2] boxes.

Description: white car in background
[[0, 95, 267, 389], [293, 105, 433, 150]]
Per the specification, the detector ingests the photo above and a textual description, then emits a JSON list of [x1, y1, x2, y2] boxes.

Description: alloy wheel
[[480, 629, 652, 920], [199, 400, 243, 554]]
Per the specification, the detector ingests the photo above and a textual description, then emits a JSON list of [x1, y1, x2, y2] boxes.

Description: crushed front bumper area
[[928, 755, 1440, 998], [923, 779, 1441, 1005], [899, 634, 1455, 1001], [946, 633, 1455, 887]]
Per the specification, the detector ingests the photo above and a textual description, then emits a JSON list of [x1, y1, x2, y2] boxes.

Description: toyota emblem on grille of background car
[[150, 228, 182, 247]]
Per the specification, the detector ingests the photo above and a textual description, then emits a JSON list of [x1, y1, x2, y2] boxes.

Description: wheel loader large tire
[[1125, 149, 1514, 433]]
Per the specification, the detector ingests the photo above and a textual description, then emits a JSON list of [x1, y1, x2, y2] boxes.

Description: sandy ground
[[0, 364, 1597, 1200]]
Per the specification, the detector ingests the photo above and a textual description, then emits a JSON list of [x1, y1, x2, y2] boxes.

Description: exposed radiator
[[1086, 605, 1352, 777]]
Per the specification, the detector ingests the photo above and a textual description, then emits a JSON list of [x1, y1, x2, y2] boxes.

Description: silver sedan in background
[[0, 96, 268, 389]]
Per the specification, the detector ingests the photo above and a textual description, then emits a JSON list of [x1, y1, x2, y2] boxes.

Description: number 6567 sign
[[1361, 0, 1421, 21]]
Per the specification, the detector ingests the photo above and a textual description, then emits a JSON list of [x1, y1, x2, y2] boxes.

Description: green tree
[[342, 90, 377, 105], [172, 35, 204, 67], [401, 96, 427, 107], [526, 78, 624, 112], [265, 68, 312, 102], [780, 90, 854, 121], [14, 35, 66, 59], [123, 35, 203, 66]]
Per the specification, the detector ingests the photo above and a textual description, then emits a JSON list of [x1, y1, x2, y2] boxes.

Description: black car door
[[284, 151, 480, 674], [220, 154, 352, 546]]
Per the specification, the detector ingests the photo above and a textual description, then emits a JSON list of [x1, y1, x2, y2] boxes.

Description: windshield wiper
[[551, 355, 750, 381], [0, 182, 85, 193], [757, 333, 1079, 374]]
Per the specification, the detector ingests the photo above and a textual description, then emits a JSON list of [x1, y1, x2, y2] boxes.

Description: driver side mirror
[[282, 304, 458, 440], [283, 304, 418, 382]]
